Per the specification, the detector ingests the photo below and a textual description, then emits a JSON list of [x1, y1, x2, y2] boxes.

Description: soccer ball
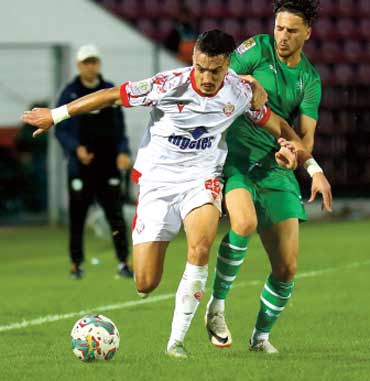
[[71, 314, 120, 362]]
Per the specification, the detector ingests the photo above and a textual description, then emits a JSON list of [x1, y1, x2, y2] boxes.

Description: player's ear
[[305, 26, 312, 41]]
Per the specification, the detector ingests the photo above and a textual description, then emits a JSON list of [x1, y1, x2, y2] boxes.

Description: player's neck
[[276, 49, 302, 67]]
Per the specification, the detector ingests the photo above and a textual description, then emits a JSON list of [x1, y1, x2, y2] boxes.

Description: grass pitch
[[0, 219, 369, 381]]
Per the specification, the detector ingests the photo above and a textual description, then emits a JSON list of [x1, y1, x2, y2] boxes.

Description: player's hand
[[275, 147, 298, 170], [76, 145, 94, 165], [239, 75, 268, 110], [21, 108, 53, 137], [275, 138, 298, 170], [116, 153, 131, 171], [308, 172, 333, 212]]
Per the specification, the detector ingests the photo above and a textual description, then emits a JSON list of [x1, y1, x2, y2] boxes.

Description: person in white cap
[[53, 44, 133, 280]]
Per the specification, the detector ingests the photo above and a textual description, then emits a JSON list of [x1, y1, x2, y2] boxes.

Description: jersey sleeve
[[120, 73, 170, 108], [299, 77, 322, 120], [245, 106, 272, 126], [230, 36, 261, 75]]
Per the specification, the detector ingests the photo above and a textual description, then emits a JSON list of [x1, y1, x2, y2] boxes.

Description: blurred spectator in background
[[15, 101, 48, 213], [163, 5, 198, 64], [55, 44, 133, 280]]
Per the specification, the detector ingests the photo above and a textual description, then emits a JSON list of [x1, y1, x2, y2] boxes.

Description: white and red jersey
[[120, 66, 270, 185]]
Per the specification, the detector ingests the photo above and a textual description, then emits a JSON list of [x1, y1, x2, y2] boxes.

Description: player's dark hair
[[195, 29, 236, 57], [273, 0, 320, 26]]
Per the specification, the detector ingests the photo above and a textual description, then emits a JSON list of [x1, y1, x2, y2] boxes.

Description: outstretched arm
[[258, 111, 332, 212], [21, 86, 122, 137]]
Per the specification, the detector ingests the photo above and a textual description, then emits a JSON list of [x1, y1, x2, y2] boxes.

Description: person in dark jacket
[[55, 44, 133, 279]]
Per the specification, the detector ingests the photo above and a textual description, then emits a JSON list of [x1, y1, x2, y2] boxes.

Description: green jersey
[[227, 34, 321, 169]]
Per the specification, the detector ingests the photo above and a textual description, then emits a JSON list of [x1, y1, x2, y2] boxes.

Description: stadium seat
[[227, 0, 248, 18], [336, 18, 358, 39], [142, 0, 162, 18], [313, 18, 335, 40], [184, 0, 203, 18], [358, 0, 370, 17], [203, 0, 225, 18], [157, 19, 174, 41], [161, 0, 181, 18], [317, 110, 335, 134], [136, 19, 158, 41], [333, 64, 355, 86], [250, 0, 270, 17], [357, 64, 370, 85], [319, 0, 336, 16], [199, 18, 220, 33], [337, 0, 356, 17], [115, 0, 139, 19], [337, 110, 354, 134], [315, 64, 333, 86], [343, 41, 363, 63], [364, 41, 370, 63], [359, 18, 370, 39], [303, 40, 319, 62], [243, 18, 267, 38], [319, 41, 342, 63], [220, 19, 243, 42]]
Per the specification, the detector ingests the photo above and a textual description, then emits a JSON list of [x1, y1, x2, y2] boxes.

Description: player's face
[[192, 50, 229, 95], [274, 11, 311, 62], [77, 57, 101, 82]]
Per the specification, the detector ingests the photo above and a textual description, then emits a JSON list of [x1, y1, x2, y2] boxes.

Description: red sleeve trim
[[130, 168, 142, 184], [257, 106, 272, 126], [120, 82, 131, 107]]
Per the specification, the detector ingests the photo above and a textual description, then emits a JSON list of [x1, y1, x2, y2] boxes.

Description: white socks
[[207, 295, 225, 314], [167, 262, 208, 350]]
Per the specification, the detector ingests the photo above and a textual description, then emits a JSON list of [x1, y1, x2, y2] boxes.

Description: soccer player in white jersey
[[22, 30, 332, 359]]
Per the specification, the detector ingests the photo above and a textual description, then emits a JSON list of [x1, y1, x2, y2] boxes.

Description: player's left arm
[[255, 109, 332, 212], [295, 114, 317, 153], [256, 108, 312, 165]]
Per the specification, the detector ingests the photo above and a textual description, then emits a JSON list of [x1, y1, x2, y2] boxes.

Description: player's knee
[[274, 262, 297, 282], [135, 273, 160, 294], [231, 217, 257, 236], [188, 238, 212, 264]]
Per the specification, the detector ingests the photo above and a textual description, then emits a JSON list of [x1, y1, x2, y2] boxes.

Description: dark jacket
[[55, 75, 130, 178]]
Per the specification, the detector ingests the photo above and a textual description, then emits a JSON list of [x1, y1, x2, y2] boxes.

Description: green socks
[[255, 274, 294, 333], [212, 230, 251, 300]]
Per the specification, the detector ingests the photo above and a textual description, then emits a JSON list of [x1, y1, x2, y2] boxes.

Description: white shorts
[[132, 177, 223, 245]]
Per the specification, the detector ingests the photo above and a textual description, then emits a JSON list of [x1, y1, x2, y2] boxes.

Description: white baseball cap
[[76, 44, 101, 62]]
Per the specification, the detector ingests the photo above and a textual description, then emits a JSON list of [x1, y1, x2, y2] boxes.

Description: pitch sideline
[[0, 260, 369, 333]]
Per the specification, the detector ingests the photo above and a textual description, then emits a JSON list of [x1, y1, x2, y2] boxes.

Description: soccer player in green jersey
[[205, 0, 330, 353]]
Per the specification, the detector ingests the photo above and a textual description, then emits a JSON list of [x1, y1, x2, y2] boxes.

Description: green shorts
[[224, 163, 307, 233]]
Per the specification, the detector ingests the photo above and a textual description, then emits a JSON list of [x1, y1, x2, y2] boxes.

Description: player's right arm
[[21, 86, 122, 137]]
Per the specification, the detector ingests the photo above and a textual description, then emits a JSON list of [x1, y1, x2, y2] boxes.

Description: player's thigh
[[133, 241, 169, 291], [183, 203, 220, 266], [259, 218, 299, 280], [225, 188, 257, 236]]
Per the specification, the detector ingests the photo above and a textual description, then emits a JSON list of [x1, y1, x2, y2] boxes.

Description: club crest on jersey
[[177, 103, 185, 112], [237, 38, 256, 54], [223, 103, 235, 116]]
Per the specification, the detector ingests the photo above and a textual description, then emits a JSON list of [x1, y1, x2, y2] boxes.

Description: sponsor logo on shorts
[[168, 134, 214, 150]]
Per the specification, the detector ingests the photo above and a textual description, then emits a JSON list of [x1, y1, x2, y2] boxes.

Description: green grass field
[[1, 219, 370, 381]]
